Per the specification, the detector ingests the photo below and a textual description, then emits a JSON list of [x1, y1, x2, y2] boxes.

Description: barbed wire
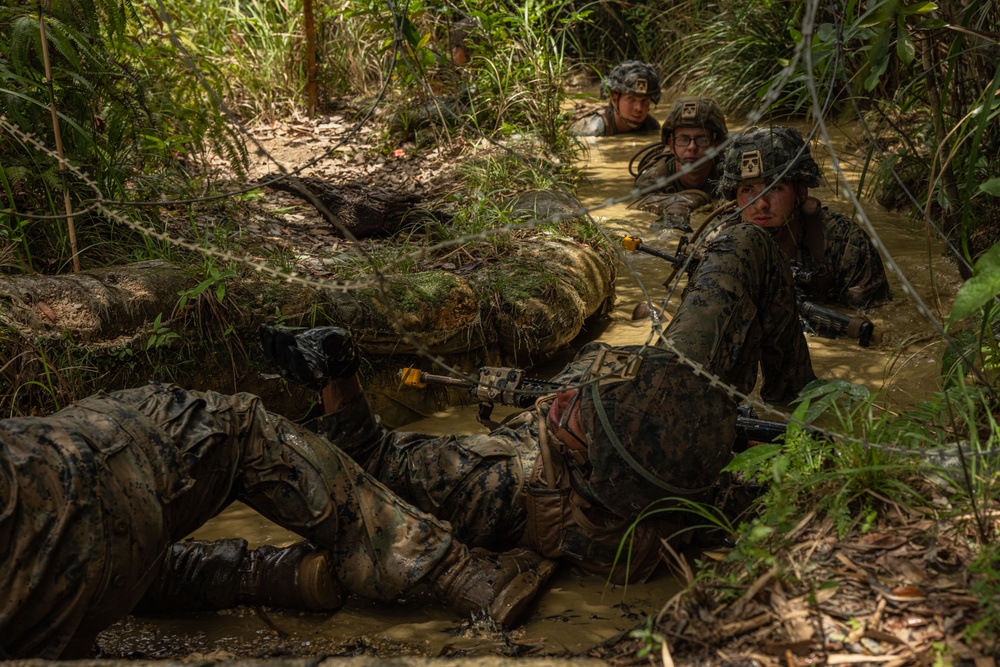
[[3, 0, 997, 463]]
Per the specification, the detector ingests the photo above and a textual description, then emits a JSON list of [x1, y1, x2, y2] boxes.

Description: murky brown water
[[571, 121, 961, 412], [95, 116, 960, 659]]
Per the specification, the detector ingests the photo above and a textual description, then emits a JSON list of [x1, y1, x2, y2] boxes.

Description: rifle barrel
[[636, 243, 680, 264], [420, 372, 469, 387]]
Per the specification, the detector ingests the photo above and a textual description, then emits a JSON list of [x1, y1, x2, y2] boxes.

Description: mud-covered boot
[[259, 325, 361, 389], [238, 542, 345, 611], [138, 539, 344, 614], [429, 543, 557, 629]]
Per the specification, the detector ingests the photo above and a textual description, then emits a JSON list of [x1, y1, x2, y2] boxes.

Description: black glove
[[259, 325, 361, 389]]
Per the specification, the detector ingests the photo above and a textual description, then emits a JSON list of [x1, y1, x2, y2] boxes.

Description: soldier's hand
[[259, 325, 361, 389], [657, 211, 693, 233]]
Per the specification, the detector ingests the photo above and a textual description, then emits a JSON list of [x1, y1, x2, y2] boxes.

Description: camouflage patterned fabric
[[600, 61, 662, 103], [0, 383, 454, 659], [568, 103, 660, 137], [574, 346, 737, 518], [308, 223, 813, 577], [312, 393, 538, 551], [659, 96, 728, 144], [663, 223, 816, 404], [793, 208, 892, 308], [716, 125, 891, 308], [718, 125, 822, 200]]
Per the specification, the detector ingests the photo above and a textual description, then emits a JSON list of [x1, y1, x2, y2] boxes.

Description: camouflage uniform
[[569, 61, 661, 137], [662, 223, 816, 403], [0, 384, 455, 659], [569, 104, 660, 137], [631, 97, 729, 229], [718, 125, 892, 309], [785, 208, 892, 308], [310, 222, 813, 584]]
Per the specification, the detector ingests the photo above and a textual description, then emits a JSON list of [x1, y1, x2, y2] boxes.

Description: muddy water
[[94, 119, 961, 659], [571, 122, 962, 412]]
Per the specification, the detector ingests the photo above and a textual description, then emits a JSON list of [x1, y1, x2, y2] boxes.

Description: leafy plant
[[629, 615, 665, 659], [175, 265, 237, 315], [679, 0, 802, 117], [146, 312, 181, 351]]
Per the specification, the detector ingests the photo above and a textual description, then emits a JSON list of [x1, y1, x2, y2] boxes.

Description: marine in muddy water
[[719, 125, 892, 309], [568, 61, 661, 137], [630, 96, 730, 232], [0, 380, 556, 659], [264, 222, 815, 589]]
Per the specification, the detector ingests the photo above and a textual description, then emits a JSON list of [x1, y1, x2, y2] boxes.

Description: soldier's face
[[669, 128, 712, 165], [737, 180, 804, 228], [549, 389, 587, 450], [612, 92, 651, 124]]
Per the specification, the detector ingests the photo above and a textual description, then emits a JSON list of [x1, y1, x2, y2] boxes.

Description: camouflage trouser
[[661, 222, 815, 403], [313, 398, 540, 552], [0, 383, 453, 659]]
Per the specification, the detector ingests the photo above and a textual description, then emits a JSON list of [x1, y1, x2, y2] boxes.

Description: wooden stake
[[38, 1, 80, 272], [303, 0, 317, 116]]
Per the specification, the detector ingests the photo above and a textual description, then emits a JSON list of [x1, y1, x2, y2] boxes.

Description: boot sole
[[490, 558, 558, 629], [298, 552, 346, 611]]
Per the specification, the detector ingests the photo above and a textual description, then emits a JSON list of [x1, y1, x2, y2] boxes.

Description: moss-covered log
[[0, 237, 616, 421]]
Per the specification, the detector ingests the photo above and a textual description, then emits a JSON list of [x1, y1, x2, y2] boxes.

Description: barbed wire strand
[[3, 0, 995, 462]]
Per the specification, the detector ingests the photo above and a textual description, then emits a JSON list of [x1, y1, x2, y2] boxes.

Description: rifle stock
[[798, 299, 874, 347]]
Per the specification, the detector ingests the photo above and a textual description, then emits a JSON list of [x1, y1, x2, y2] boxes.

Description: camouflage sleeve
[[663, 223, 814, 403], [822, 211, 892, 308], [568, 113, 607, 137]]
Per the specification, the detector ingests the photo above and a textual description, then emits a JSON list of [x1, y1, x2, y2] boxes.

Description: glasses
[[673, 135, 712, 147], [556, 390, 588, 450]]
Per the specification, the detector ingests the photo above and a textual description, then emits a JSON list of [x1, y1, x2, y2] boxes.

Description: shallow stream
[[94, 117, 962, 660]]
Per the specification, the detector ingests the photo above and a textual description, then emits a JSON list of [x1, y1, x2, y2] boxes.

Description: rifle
[[621, 234, 875, 347], [399, 366, 787, 444]]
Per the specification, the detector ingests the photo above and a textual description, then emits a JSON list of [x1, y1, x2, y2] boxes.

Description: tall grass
[[678, 0, 802, 117], [153, 0, 307, 120]]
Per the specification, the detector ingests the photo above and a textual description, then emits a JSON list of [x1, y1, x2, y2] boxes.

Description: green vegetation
[[4, 0, 1000, 654]]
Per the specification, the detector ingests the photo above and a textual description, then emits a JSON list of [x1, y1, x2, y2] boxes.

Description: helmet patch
[[661, 97, 728, 145], [740, 150, 763, 179], [600, 61, 662, 103], [719, 126, 823, 200]]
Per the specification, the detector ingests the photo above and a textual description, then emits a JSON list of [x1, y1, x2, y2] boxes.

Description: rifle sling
[[802, 214, 833, 295], [587, 383, 715, 496]]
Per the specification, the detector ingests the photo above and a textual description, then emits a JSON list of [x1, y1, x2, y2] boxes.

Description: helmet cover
[[661, 96, 728, 144], [718, 125, 822, 200], [600, 61, 662, 104], [578, 346, 736, 517]]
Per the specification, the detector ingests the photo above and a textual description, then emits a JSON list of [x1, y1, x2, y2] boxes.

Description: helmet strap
[[610, 94, 643, 130]]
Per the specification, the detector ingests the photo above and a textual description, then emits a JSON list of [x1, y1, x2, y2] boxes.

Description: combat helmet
[[449, 17, 477, 48], [660, 96, 728, 144], [600, 61, 662, 104], [718, 125, 822, 200], [577, 345, 736, 518]]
